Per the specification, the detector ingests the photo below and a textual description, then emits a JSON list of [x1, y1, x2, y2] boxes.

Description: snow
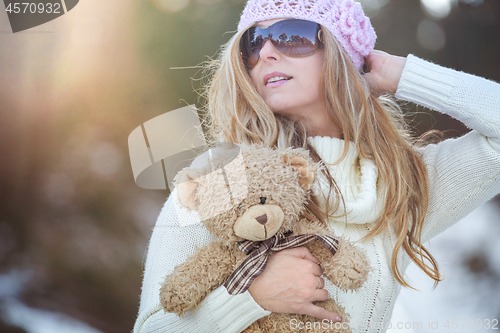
[[0, 270, 103, 333], [389, 200, 500, 332]]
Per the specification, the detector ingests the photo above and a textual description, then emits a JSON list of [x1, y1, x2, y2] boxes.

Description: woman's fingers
[[280, 246, 319, 264], [290, 289, 342, 322], [248, 246, 338, 320], [301, 303, 343, 323], [312, 287, 329, 301], [277, 247, 323, 276], [316, 276, 325, 289], [303, 275, 325, 293], [304, 258, 323, 277], [363, 50, 407, 95]]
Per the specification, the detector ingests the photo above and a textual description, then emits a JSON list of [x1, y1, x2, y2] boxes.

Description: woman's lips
[[266, 79, 290, 88], [264, 71, 292, 87]]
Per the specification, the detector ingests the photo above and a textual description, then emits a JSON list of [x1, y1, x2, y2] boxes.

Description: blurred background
[[0, 0, 499, 332]]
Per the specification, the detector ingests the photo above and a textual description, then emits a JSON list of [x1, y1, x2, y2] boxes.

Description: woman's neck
[[300, 112, 342, 139]]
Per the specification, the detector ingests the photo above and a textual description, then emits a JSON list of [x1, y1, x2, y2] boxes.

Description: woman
[[133, 0, 500, 332]]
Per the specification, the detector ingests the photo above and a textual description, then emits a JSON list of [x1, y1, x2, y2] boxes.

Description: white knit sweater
[[133, 55, 500, 333]]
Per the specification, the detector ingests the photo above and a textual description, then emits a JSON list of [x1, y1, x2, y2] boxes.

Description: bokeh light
[[153, 0, 191, 13], [417, 19, 446, 51], [359, 0, 390, 16], [420, 0, 454, 19]]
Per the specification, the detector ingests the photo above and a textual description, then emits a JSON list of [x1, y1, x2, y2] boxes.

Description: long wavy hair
[[198, 25, 442, 288]]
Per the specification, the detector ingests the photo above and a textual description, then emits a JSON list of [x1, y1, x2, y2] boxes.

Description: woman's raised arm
[[368, 53, 500, 243]]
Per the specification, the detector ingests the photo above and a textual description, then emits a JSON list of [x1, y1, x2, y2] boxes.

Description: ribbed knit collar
[[308, 136, 386, 225]]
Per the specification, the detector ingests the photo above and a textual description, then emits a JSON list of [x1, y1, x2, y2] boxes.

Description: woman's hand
[[248, 247, 342, 323], [362, 50, 407, 95]]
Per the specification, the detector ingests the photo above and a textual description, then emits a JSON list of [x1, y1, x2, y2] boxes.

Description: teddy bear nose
[[255, 214, 268, 225], [260, 197, 266, 204]]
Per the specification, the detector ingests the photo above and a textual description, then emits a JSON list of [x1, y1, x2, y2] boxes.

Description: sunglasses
[[240, 19, 324, 68]]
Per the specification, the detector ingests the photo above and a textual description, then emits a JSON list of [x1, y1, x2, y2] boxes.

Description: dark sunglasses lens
[[241, 30, 262, 67], [242, 19, 321, 67], [273, 20, 320, 57]]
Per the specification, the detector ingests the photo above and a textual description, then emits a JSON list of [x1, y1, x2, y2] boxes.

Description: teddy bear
[[160, 143, 370, 333]]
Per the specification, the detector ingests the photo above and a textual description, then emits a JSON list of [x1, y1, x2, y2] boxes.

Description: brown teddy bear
[[160, 144, 370, 332]]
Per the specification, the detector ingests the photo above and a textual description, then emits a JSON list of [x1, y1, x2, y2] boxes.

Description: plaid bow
[[223, 231, 339, 295]]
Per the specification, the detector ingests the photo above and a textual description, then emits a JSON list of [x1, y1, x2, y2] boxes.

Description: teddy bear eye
[[260, 197, 266, 205], [238, 204, 243, 211]]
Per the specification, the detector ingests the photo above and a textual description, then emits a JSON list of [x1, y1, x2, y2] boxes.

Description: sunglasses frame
[[240, 19, 324, 69]]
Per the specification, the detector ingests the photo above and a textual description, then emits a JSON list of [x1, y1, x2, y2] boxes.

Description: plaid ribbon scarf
[[223, 231, 339, 295]]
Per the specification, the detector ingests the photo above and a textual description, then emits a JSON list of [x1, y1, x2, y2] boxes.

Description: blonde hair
[[199, 26, 442, 288]]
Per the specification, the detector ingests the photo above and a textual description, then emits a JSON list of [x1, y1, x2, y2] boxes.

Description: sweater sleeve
[[133, 188, 270, 333], [395, 54, 500, 243]]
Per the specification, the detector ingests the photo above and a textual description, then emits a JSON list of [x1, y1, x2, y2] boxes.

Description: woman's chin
[[266, 99, 295, 116]]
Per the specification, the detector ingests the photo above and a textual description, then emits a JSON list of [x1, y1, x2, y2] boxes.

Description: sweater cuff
[[395, 54, 459, 113], [205, 286, 271, 332]]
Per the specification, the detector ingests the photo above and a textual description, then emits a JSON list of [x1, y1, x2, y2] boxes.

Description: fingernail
[[335, 315, 342, 322]]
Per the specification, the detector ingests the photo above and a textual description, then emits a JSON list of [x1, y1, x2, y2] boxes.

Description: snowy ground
[[389, 200, 500, 332], [0, 270, 103, 333]]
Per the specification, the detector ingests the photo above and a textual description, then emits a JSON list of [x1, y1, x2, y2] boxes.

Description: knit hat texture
[[237, 0, 376, 71]]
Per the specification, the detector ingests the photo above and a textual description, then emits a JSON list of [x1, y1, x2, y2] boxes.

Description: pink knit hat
[[237, 0, 376, 71]]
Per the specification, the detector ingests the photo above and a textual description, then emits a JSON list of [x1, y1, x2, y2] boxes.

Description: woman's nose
[[258, 39, 281, 63]]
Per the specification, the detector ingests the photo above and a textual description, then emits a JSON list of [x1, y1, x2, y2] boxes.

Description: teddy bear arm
[[294, 220, 370, 291], [160, 241, 237, 316], [319, 237, 371, 291]]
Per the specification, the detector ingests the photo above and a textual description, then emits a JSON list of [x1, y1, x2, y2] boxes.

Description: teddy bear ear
[[287, 156, 315, 191], [175, 169, 205, 211]]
